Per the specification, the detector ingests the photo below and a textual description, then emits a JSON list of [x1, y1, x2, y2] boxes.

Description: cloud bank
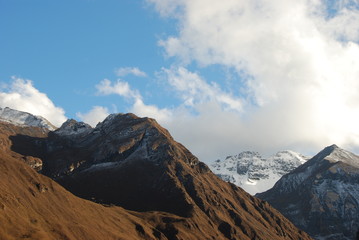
[[143, 0, 359, 160], [0, 77, 67, 127]]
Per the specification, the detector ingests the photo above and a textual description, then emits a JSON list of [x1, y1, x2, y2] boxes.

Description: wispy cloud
[[115, 67, 147, 77], [0, 77, 67, 127], [161, 66, 242, 111], [96, 79, 142, 100]]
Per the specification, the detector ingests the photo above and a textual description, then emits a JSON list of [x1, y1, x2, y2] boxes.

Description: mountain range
[[210, 150, 309, 195], [0, 107, 311, 240]]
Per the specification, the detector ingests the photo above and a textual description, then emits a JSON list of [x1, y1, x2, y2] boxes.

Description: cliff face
[[1, 110, 312, 240], [257, 145, 359, 240]]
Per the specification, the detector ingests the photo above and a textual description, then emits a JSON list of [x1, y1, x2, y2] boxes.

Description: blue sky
[[0, 0, 177, 115], [1, 0, 359, 161]]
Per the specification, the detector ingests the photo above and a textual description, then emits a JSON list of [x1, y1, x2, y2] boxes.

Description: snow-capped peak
[[270, 150, 307, 164], [210, 150, 309, 195], [0, 107, 56, 131], [256, 145, 359, 240], [312, 144, 359, 168]]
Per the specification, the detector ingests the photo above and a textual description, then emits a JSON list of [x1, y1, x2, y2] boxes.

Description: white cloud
[[145, 0, 183, 17], [96, 79, 141, 100], [0, 77, 67, 127], [95, 78, 172, 123], [131, 99, 172, 123], [76, 106, 110, 127], [115, 67, 147, 77], [145, 0, 359, 160], [161, 66, 242, 111]]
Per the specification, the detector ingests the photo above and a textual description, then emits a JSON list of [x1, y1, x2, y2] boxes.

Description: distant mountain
[[210, 150, 308, 195], [2, 108, 312, 240], [257, 144, 359, 240], [0, 107, 56, 131]]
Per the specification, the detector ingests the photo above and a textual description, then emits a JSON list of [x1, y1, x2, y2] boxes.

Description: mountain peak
[[257, 145, 359, 239], [329, 143, 339, 148], [0, 107, 56, 131], [54, 119, 92, 136], [310, 144, 338, 161], [312, 144, 359, 168], [210, 150, 308, 195], [320, 143, 339, 154], [96, 113, 139, 127]]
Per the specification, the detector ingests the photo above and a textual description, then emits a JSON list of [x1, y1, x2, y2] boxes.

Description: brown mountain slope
[[0, 123, 167, 240], [1, 113, 312, 240], [0, 154, 170, 240]]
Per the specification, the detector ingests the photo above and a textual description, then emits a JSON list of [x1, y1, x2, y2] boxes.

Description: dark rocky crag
[[1, 110, 312, 240], [257, 144, 359, 240]]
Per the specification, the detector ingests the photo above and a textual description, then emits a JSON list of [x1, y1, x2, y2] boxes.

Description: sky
[[1, 0, 359, 162]]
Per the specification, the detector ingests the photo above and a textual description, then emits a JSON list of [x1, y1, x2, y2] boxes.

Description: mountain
[[210, 150, 308, 195], [0, 107, 56, 131], [0, 120, 168, 240], [256, 144, 359, 240], [1, 108, 312, 240]]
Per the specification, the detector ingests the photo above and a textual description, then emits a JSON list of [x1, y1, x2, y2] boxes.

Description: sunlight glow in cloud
[[0, 77, 67, 127]]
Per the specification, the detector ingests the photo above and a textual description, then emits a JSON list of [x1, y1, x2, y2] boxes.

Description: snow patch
[[83, 162, 119, 172]]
